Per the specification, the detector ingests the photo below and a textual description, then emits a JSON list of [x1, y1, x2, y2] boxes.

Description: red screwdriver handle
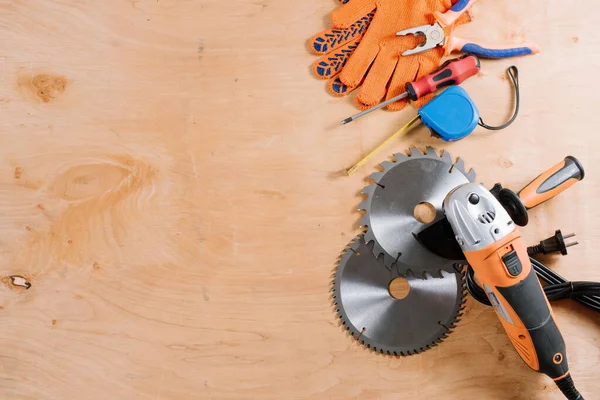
[[406, 54, 480, 101]]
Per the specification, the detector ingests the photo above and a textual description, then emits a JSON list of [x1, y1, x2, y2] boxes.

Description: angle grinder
[[442, 182, 584, 400]]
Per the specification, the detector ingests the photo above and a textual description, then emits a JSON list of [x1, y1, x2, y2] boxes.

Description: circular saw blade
[[359, 147, 476, 274], [333, 235, 466, 355]]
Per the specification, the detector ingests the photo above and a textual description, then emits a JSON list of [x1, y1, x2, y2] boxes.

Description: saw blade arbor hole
[[389, 277, 411, 300], [414, 202, 436, 224]]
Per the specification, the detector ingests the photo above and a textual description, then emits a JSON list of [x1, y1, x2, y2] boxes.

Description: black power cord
[[556, 374, 584, 400], [478, 66, 520, 131], [531, 258, 600, 312]]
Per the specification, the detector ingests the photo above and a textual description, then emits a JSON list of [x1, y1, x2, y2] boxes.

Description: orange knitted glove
[[309, 1, 373, 97], [311, 0, 471, 110]]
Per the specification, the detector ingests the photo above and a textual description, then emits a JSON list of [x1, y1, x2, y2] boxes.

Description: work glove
[[309, 0, 471, 111], [309, 0, 374, 97]]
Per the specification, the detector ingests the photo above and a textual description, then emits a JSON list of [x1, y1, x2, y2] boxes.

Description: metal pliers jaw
[[397, 22, 445, 56]]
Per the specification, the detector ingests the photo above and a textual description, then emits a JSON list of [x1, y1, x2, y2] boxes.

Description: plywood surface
[[0, 1, 599, 399]]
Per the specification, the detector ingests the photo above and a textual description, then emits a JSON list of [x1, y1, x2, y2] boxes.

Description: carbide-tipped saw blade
[[333, 235, 466, 355], [359, 147, 476, 274]]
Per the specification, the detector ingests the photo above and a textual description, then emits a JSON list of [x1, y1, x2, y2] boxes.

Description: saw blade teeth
[[380, 160, 395, 171], [466, 168, 476, 182], [371, 240, 386, 260], [425, 146, 438, 157], [359, 215, 370, 229], [439, 270, 452, 278], [363, 229, 376, 246], [440, 150, 453, 164], [382, 253, 395, 268], [408, 147, 423, 158], [368, 171, 384, 182], [358, 199, 369, 211], [453, 158, 466, 174], [393, 152, 408, 162], [349, 237, 362, 251], [361, 184, 376, 196]]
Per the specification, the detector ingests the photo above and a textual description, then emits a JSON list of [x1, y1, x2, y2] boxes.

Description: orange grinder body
[[444, 183, 570, 381]]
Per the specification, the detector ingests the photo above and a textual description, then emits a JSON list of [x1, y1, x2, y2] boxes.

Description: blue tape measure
[[418, 86, 479, 142]]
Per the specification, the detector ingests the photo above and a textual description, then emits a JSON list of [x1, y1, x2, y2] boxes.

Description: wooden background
[[1, 0, 599, 399]]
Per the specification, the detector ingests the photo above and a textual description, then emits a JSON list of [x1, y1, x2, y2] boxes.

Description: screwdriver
[[340, 54, 481, 125], [345, 86, 480, 175]]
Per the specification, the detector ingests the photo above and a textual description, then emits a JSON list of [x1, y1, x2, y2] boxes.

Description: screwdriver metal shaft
[[341, 92, 409, 125]]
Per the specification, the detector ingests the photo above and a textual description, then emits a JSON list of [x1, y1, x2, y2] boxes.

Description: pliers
[[397, 0, 540, 59]]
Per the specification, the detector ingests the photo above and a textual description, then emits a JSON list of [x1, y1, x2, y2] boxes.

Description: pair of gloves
[[309, 0, 471, 111]]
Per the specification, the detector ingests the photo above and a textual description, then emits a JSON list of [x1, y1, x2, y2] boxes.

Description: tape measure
[[418, 86, 480, 142], [346, 68, 520, 176]]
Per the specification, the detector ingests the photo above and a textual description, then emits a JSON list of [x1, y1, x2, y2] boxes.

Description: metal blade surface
[[360, 147, 476, 274], [333, 235, 466, 355]]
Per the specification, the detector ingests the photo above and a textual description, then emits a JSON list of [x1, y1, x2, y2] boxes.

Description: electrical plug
[[527, 230, 578, 257]]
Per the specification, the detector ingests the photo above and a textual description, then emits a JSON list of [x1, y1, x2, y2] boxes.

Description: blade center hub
[[414, 202, 436, 224], [389, 277, 411, 300]]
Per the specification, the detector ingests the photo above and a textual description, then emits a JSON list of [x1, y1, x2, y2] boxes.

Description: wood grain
[[0, 0, 599, 399]]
